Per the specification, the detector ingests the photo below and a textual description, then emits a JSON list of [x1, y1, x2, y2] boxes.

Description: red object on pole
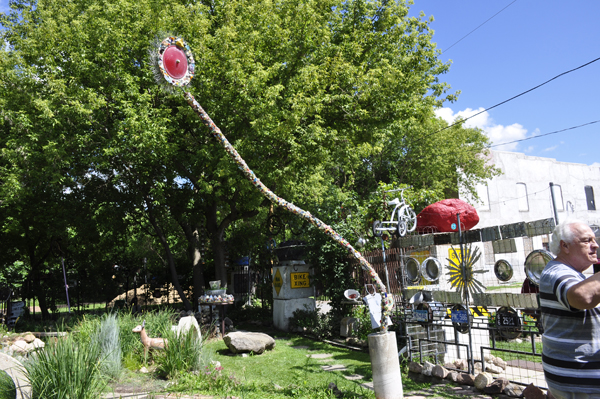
[[163, 46, 188, 79], [417, 199, 479, 233]]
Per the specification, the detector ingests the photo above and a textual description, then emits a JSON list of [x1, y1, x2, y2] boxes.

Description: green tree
[[0, 0, 496, 310]]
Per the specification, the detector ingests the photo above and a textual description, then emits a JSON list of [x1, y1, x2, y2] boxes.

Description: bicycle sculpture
[[372, 188, 417, 237], [153, 37, 394, 330]]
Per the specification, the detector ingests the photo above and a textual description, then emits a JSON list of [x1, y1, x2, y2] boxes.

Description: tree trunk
[[206, 202, 228, 288], [181, 222, 205, 309], [146, 198, 192, 311]]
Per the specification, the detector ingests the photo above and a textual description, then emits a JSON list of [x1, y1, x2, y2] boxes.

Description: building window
[[551, 184, 564, 211], [475, 183, 490, 211], [585, 186, 596, 211], [516, 183, 529, 211]]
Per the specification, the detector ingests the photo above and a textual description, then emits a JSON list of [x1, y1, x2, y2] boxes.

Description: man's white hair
[[549, 218, 588, 255]]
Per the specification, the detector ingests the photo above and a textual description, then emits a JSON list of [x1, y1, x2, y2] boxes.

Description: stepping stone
[[317, 358, 334, 363], [291, 345, 310, 350], [307, 353, 333, 359], [344, 374, 364, 381], [321, 364, 348, 372], [360, 382, 374, 391]]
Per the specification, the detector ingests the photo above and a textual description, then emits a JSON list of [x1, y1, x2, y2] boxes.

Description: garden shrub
[[94, 313, 122, 380], [24, 332, 105, 399], [155, 326, 209, 379]]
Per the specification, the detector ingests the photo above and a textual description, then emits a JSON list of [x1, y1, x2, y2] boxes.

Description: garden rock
[[485, 354, 508, 370], [485, 363, 504, 374], [459, 373, 475, 386], [474, 372, 494, 390], [23, 333, 36, 343], [223, 331, 275, 354], [432, 365, 448, 379], [447, 371, 460, 383], [504, 383, 524, 397], [484, 378, 509, 394], [408, 361, 423, 374], [522, 383, 545, 399], [422, 361, 434, 376]]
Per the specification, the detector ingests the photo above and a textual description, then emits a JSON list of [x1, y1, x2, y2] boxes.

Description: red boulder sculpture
[[417, 199, 479, 233]]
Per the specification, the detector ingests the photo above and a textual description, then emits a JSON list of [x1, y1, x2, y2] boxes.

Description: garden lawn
[[167, 334, 457, 399]]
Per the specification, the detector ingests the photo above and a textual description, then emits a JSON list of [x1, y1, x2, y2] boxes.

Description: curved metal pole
[[183, 91, 394, 330]]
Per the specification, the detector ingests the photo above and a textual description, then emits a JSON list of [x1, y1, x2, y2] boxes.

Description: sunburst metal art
[[446, 243, 486, 301]]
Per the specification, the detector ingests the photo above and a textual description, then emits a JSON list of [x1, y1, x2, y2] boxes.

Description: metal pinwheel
[[446, 243, 486, 301]]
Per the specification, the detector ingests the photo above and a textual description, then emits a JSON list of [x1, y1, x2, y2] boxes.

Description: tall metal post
[[457, 213, 474, 373], [61, 256, 71, 313], [549, 182, 560, 225], [380, 237, 391, 294]]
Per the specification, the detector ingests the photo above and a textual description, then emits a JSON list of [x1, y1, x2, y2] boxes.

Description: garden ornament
[[151, 36, 393, 330], [132, 320, 167, 361]]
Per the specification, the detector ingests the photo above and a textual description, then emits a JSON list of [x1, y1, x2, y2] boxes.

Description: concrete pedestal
[[273, 297, 315, 331], [368, 331, 403, 399], [272, 262, 314, 331]]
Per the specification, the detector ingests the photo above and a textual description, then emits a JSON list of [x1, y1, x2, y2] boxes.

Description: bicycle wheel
[[395, 220, 407, 237], [267, 215, 283, 236], [400, 206, 417, 233], [372, 220, 383, 237], [288, 217, 307, 236]]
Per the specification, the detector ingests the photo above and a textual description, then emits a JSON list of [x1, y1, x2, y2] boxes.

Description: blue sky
[[409, 0, 600, 167], [1, 1, 598, 166]]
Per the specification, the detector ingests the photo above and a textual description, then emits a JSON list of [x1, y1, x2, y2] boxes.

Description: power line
[[428, 55, 600, 139], [442, 1, 518, 54], [490, 119, 600, 148]]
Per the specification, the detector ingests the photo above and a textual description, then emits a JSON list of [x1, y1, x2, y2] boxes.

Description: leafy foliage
[[24, 332, 105, 399]]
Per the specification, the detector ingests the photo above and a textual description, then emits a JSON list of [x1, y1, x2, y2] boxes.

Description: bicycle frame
[[373, 189, 416, 237]]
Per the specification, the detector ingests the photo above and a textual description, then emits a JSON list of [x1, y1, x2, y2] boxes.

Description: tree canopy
[[0, 0, 496, 314]]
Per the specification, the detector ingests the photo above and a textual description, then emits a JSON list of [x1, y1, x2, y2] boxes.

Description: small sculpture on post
[[132, 320, 167, 363]]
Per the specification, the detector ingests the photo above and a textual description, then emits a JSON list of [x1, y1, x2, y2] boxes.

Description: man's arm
[[567, 272, 600, 309]]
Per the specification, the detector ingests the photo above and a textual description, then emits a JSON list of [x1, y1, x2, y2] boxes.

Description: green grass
[[161, 334, 460, 399], [0, 371, 16, 399], [490, 337, 543, 363], [485, 282, 523, 291]]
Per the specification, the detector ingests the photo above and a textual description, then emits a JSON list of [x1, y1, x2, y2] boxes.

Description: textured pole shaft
[[184, 91, 393, 328]]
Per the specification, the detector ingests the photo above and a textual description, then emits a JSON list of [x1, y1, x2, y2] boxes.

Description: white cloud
[[435, 107, 528, 151], [591, 162, 600, 167], [543, 145, 558, 152]]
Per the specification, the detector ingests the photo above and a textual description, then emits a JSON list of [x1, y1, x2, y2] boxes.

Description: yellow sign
[[273, 269, 283, 296], [448, 248, 470, 264], [290, 272, 310, 289]]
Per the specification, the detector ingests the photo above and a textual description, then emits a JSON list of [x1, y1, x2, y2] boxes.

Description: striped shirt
[[540, 260, 600, 393]]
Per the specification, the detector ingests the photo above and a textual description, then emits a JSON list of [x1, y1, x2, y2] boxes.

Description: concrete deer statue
[[132, 320, 167, 362]]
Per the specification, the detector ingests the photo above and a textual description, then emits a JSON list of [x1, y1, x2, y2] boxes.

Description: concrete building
[[464, 151, 599, 229], [459, 151, 600, 287]]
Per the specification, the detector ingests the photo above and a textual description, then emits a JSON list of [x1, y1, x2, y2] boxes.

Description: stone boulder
[[223, 332, 275, 355], [422, 361, 434, 376], [458, 373, 476, 386], [523, 383, 545, 399], [474, 372, 494, 390], [408, 361, 423, 374], [432, 365, 448, 379], [484, 378, 509, 394], [504, 383, 525, 398]]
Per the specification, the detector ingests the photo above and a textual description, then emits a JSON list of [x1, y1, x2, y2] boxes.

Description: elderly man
[[540, 219, 600, 398]]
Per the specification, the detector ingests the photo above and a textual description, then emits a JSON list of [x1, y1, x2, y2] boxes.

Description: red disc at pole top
[[162, 45, 188, 79]]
